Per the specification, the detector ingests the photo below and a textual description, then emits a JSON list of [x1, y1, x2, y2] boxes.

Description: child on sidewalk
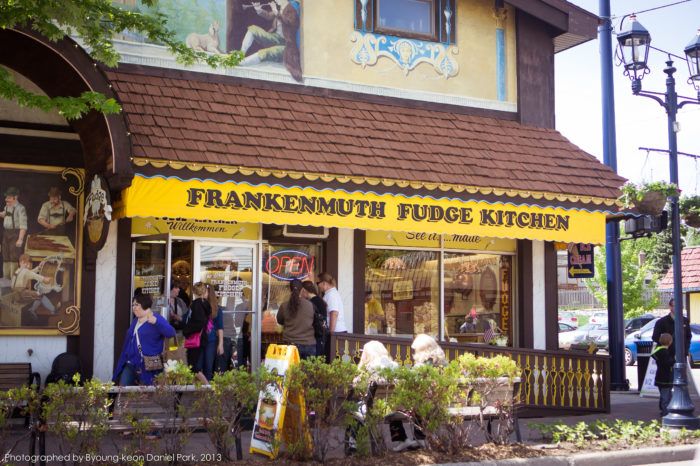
[[651, 333, 674, 417]]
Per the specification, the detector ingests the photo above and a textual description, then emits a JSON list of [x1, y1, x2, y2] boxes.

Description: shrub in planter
[[680, 195, 700, 228], [42, 375, 112, 464], [198, 366, 274, 461], [1, 385, 40, 459], [450, 353, 521, 444], [286, 357, 358, 462], [384, 363, 461, 452], [619, 181, 679, 215]]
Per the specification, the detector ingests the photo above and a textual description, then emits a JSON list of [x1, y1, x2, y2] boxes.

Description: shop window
[[445, 253, 513, 345], [355, 0, 456, 44], [365, 249, 440, 338]]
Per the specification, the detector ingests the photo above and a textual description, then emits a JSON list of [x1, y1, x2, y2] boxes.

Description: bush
[[42, 375, 112, 464], [286, 356, 358, 462], [1, 385, 40, 460], [384, 363, 461, 451], [199, 366, 273, 461]]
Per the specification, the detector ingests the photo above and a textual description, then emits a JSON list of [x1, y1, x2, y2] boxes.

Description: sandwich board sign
[[250, 344, 310, 458]]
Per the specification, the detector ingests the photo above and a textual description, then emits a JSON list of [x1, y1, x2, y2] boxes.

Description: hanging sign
[[250, 345, 310, 459], [120, 175, 608, 244], [567, 243, 595, 278]]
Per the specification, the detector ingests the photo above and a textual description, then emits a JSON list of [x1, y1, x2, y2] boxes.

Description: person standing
[[317, 272, 347, 335], [198, 284, 224, 380], [1, 187, 27, 278], [167, 281, 189, 334], [277, 279, 316, 359], [37, 187, 76, 235], [113, 294, 176, 386], [182, 282, 210, 384], [301, 280, 328, 358], [652, 333, 675, 417], [652, 298, 691, 359]]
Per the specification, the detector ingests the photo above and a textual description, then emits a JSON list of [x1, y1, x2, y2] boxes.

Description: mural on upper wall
[[113, 0, 302, 82], [349, 0, 459, 79], [0, 164, 84, 335]]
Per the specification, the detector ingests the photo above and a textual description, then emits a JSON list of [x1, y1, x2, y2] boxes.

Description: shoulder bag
[[135, 324, 164, 371]]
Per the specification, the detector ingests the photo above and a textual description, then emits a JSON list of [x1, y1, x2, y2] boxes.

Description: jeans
[[118, 364, 138, 386], [237, 336, 250, 368], [197, 338, 217, 381], [296, 344, 317, 360], [659, 386, 672, 416]]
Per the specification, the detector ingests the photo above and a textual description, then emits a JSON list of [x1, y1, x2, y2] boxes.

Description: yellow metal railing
[[331, 334, 609, 414]]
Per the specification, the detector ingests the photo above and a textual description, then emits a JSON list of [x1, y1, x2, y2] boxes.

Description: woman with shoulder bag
[[198, 284, 225, 381], [301, 280, 328, 359], [183, 282, 210, 384], [113, 294, 176, 386], [277, 279, 317, 360]]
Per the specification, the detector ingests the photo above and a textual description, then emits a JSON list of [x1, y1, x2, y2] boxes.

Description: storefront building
[[2, 0, 624, 412]]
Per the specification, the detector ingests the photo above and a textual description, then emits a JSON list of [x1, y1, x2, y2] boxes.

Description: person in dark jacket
[[277, 279, 316, 359], [179, 282, 210, 384], [113, 294, 176, 386], [652, 298, 691, 359], [301, 280, 328, 359], [652, 333, 675, 417]]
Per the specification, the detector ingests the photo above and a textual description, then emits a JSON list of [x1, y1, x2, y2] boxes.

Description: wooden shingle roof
[[106, 69, 625, 201], [660, 246, 700, 292]]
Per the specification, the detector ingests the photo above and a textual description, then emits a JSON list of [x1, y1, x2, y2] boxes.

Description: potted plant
[[619, 181, 679, 215], [680, 195, 700, 228]]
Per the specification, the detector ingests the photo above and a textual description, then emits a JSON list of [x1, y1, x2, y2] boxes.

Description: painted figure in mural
[[37, 187, 76, 236], [11, 254, 56, 319], [186, 21, 223, 53], [0, 187, 27, 278], [239, 0, 302, 81]]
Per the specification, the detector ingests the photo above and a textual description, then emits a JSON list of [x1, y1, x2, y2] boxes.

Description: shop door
[[195, 242, 259, 369], [131, 233, 172, 318]]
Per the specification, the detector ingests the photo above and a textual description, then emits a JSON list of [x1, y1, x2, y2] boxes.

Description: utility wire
[[611, 0, 693, 20]]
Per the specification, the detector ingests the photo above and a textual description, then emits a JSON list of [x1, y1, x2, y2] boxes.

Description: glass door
[[195, 242, 258, 369], [131, 233, 172, 318]]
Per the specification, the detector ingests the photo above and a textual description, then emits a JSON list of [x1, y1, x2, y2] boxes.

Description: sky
[[555, 0, 700, 196]]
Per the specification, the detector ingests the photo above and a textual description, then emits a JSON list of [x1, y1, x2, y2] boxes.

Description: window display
[[365, 249, 439, 338], [444, 253, 512, 344], [365, 245, 513, 344]]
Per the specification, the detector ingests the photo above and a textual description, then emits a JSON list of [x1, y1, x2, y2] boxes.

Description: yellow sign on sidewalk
[[250, 344, 310, 459]]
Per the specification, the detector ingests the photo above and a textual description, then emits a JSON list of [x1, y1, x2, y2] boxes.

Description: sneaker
[[392, 439, 418, 452]]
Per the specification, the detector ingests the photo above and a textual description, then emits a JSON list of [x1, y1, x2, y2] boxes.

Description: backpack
[[45, 352, 82, 386], [313, 308, 328, 340]]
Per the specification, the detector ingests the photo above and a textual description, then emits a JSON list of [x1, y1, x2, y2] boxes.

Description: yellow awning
[[119, 175, 607, 244]]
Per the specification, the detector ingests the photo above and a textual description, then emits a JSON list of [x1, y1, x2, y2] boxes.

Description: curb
[[435, 443, 699, 466]]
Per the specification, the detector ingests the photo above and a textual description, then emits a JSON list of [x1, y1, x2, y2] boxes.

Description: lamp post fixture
[[617, 18, 700, 429]]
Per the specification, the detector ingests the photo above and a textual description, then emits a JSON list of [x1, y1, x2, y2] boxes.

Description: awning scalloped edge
[[131, 157, 622, 208]]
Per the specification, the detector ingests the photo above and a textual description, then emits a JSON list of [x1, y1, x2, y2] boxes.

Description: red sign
[[265, 250, 315, 281]]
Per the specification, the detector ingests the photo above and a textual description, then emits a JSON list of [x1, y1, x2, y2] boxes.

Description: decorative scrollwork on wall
[[350, 31, 459, 79], [61, 168, 85, 196], [57, 305, 80, 335]]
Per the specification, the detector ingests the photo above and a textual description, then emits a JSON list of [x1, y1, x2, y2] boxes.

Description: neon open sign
[[265, 250, 315, 281]]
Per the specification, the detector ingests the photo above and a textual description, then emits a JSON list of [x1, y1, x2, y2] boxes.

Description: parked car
[[558, 311, 579, 329], [559, 323, 608, 350], [624, 314, 655, 336], [559, 322, 576, 333], [589, 311, 608, 325], [624, 318, 659, 366], [688, 324, 700, 367]]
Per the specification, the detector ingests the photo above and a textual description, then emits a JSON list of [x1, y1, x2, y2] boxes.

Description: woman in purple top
[[113, 294, 176, 386]]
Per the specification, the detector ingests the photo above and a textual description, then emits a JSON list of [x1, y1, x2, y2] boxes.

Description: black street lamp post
[[617, 20, 700, 429]]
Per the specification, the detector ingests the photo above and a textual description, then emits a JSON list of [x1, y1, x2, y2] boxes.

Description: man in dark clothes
[[651, 333, 675, 417], [652, 298, 691, 359]]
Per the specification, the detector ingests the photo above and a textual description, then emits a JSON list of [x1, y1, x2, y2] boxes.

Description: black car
[[624, 314, 655, 335]]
